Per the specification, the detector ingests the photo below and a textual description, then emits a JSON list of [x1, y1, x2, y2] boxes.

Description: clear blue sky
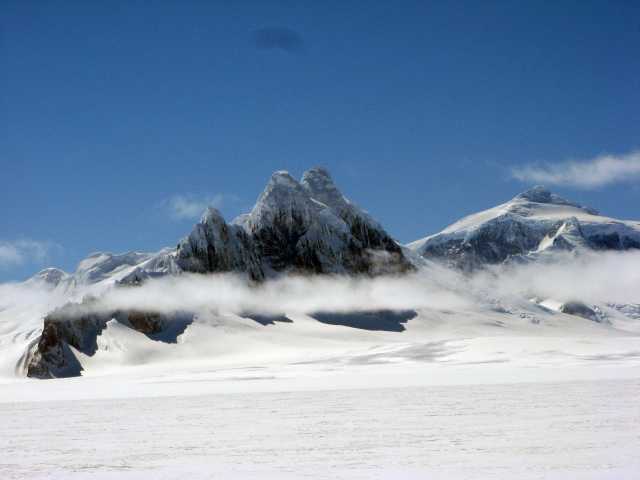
[[1, 0, 639, 281]]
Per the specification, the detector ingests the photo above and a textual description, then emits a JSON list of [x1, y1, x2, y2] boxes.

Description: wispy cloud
[[0, 240, 59, 269], [511, 150, 640, 189], [164, 194, 228, 221]]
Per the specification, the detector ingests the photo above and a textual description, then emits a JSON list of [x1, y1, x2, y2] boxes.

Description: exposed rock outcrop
[[25, 299, 192, 379], [177, 168, 413, 276], [24, 167, 412, 379]]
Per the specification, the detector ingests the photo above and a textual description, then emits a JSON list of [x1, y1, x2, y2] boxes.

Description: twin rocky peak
[[172, 168, 412, 281]]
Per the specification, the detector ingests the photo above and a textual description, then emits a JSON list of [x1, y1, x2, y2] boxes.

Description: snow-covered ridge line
[[408, 185, 640, 270], [15, 168, 414, 378], [30, 168, 412, 292], [7, 172, 640, 381]]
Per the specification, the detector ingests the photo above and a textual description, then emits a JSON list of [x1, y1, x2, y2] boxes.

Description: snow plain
[[2, 306, 640, 480], [2, 244, 640, 479]]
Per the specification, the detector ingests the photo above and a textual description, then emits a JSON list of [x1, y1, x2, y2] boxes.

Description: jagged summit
[[21, 167, 416, 378], [174, 167, 412, 277], [200, 206, 226, 225], [257, 170, 303, 198], [300, 167, 343, 208], [176, 206, 263, 280], [16, 167, 640, 380], [244, 169, 321, 233]]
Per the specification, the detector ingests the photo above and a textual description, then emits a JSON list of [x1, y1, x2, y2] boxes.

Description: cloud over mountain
[[512, 150, 640, 188]]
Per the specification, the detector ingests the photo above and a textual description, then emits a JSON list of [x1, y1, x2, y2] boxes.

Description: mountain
[[174, 168, 412, 278], [407, 186, 640, 270], [21, 167, 412, 378], [13, 178, 640, 380]]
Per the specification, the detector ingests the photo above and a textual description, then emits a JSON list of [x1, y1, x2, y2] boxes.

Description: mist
[[2, 250, 640, 321], [474, 250, 640, 305]]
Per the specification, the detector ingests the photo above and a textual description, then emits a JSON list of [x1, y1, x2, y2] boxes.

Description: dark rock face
[[251, 208, 319, 272], [26, 307, 109, 379], [420, 215, 551, 271], [25, 168, 413, 379], [587, 232, 640, 250], [176, 169, 413, 277], [414, 187, 640, 271], [26, 303, 192, 379], [310, 310, 417, 332], [559, 302, 605, 323], [176, 207, 264, 281], [239, 312, 294, 326]]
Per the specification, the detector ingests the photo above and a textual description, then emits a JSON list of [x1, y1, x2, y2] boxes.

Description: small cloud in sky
[[165, 194, 230, 221], [0, 240, 59, 269], [251, 27, 305, 53], [511, 150, 640, 189]]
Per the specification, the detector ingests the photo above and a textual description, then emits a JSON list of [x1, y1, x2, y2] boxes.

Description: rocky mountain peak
[[263, 170, 303, 193], [200, 206, 226, 226], [246, 170, 316, 233], [411, 184, 637, 270], [301, 167, 347, 214], [254, 170, 309, 208]]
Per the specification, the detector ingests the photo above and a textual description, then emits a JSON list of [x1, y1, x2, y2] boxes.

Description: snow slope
[[1, 307, 640, 479], [2, 175, 640, 478], [408, 186, 640, 269]]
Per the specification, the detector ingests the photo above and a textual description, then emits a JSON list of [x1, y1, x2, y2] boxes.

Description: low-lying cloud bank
[[477, 250, 640, 305], [511, 150, 640, 189], [2, 250, 640, 322]]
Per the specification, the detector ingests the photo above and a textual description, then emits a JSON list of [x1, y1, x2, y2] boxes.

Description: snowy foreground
[[3, 172, 640, 478], [2, 309, 640, 480], [1, 376, 639, 480]]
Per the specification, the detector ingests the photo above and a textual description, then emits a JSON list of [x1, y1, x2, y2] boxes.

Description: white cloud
[[511, 150, 640, 188], [165, 194, 227, 220], [29, 249, 640, 320], [0, 240, 58, 269], [475, 250, 640, 305], [42, 269, 474, 318]]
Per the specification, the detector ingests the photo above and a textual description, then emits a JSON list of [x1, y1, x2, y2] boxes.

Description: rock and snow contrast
[[2, 170, 640, 479], [408, 185, 640, 270], [11, 168, 414, 379]]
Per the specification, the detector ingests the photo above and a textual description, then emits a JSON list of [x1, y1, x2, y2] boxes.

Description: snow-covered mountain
[[182, 168, 412, 277], [408, 186, 640, 270], [31, 168, 411, 290], [19, 168, 412, 378], [5, 176, 640, 380]]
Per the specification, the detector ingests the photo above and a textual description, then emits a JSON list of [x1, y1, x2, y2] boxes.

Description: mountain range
[[7, 167, 640, 378]]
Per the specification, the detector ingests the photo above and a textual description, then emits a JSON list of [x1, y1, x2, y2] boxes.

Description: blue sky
[[1, 0, 639, 281]]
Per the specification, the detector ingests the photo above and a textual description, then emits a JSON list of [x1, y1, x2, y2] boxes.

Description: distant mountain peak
[[28, 267, 69, 286], [513, 186, 598, 215], [200, 206, 225, 225], [409, 184, 639, 270], [515, 185, 554, 203]]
